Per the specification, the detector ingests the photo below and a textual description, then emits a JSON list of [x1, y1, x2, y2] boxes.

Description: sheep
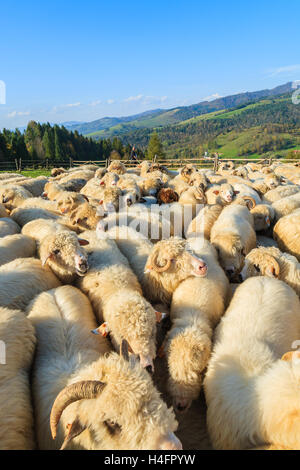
[[0, 172, 22, 181], [168, 175, 190, 196], [273, 208, 300, 261], [94, 167, 107, 179], [143, 237, 208, 306], [76, 230, 160, 371], [0, 257, 60, 311], [272, 191, 300, 221], [186, 204, 223, 240], [0, 203, 9, 217], [250, 203, 275, 232], [0, 234, 36, 266], [252, 173, 282, 195], [162, 238, 229, 412], [107, 160, 126, 175], [11, 207, 60, 227], [15, 176, 48, 197], [240, 245, 300, 296], [28, 285, 181, 450], [0, 217, 21, 237], [262, 185, 300, 204], [204, 276, 300, 450], [59, 177, 88, 192], [210, 202, 256, 277], [218, 161, 235, 173], [19, 196, 60, 213], [22, 218, 89, 283], [99, 171, 119, 188], [139, 173, 163, 197], [188, 171, 208, 190], [157, 188, 179, 205], [178, 186, 207, 206], [57, 169, 95, 184], [69, 202, 101, 231], [117, 175, 142, 206], [205, 183, 239, 205], [179, 164, 197, 183], [0, 307, 36, 449], [51, 167, 66, 177], [0, 185, 33, 210], [55, 192, 88, 214]]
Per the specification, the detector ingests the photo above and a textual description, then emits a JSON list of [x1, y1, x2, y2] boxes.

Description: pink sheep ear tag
[[91, 322, 109, 337], [155, 311, 168, 323]]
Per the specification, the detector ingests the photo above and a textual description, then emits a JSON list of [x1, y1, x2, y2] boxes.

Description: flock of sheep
[[0, 157, 299, 450]]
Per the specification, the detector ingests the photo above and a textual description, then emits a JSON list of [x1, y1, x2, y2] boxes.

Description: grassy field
[[0, 169, 51, 177]]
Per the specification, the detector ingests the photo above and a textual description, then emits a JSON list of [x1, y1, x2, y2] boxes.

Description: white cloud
[[7, 111, 30, 118], [107, 99, 115, 105], [124, 94, 143, 102], [89, 100, 102, 106], [202, 93, 223, 102], [268, 64, 300, 77], [65, 102, 81, 108]]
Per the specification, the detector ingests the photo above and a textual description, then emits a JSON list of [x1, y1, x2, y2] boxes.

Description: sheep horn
[[152, 253, 172, 273], [242, 196, 256, 210], [50, 381, 106, 440]]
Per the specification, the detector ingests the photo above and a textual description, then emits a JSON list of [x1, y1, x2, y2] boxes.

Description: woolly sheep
[[16, 176, 48, 197], [0, 185, 33, 210], [273, 208, 300, 260], [186, 204, 223, 240], [168, 175, 190, 196], [0, 217, 20, 237], [99, 171, 119, 188], [241, 245, 300, 296], [0, 234, 36, 266], [262, 185, 300, 204], [163, 238, 229, 412], [28, 285, 181, 450], [204, 277, 300, 449], [250, 203, 275, 232], [76, 230, 160, 371], [22, 218, 89, 283], [0, 203, 9, 217], [0, 307, 36, 449], [107, 160, 126, 175], [178, 186, 207, 206], [11, 207, 60, 226], [0, 257, 60, 311], [211, 202, 256, 277], [272, 191, 300, 221]]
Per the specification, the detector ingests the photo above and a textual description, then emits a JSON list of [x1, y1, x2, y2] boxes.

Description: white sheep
[[0, 233, 36, 266], [28, 285, 181, 450], [76, 230, 160, 371], [240, 245, 300, 296], [273, 208, 300, 261], [0, 217, 21, 237], [0, 307, 36, 449], [22, 218, 89, 283], [204, 276, 300, 449], [0, 257, 60, 311], [210, 202, 257, 277]]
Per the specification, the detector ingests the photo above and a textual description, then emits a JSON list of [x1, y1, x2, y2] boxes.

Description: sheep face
[[100, 172, 119, 188], [107, 161, 126, 175], [240, 248, 280, 281], [167, 326, 211, 413], [142, 177, 163, 197], [103, 292, 158, 373], [180, 165, 197, 183], [40, 231, 89, 277], [213, 234, 245, 278], [189, 172, 208, 189], [70, 203, 100, 230], [51, 353, 181, 450], [57, 194, 86, 214], [216, 184, 238, 204], [99, 187, 121, 213], [251, 205, 274, 232], [1, 188, 15, 208], [265, 174, 280, 190], [145, 238, 208, 286]]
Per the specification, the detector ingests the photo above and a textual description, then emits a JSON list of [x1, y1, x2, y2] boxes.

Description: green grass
[[0, 169, 51, 177]]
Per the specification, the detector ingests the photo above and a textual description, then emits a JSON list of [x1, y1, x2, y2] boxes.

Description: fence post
[[69, 158, 73, 169], [15, 159, 18, 171], [19, 158, 22, 172], [46, 159, 49, 170], [213, 155, 219, 172]]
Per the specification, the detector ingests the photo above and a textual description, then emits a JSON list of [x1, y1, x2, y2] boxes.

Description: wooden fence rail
[[0, 156, 298, 173]]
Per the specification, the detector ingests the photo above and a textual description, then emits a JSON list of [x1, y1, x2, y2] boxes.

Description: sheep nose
[[127, 199, 133, 206]]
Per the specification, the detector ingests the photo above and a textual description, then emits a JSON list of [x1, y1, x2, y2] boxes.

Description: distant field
[[0, 169, 51, 177]]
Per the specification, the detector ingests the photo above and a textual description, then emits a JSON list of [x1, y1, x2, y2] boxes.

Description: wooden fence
[[0, 156, 298, 173]]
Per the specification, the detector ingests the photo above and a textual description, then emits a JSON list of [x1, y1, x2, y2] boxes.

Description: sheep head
[[180, 165, 197, 183], [98, 187, 122, 213], [1, 188, 15, 205], [99, 172, 119, 188], [145, 238, 207, 294], [50, 350, 181, 450], [265, 174, 281, 190], [251, 204, 274, 232], [69, 203, 100, 230], [213, 184, 238, 204], [166, 323, 211, 413], [240, 247, 280, 280], [212, 233, 246, 278], [40, 231, 89, 277], [157, 188, 179, 205]]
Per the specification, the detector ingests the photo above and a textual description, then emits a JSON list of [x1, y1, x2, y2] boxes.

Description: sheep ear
[[91, 322, 109, 337], [41, 253, 53, 266], [234, 190, 240, 195], [265, 257, 280, 278], [140, 198, 147, 203], [120, 339, 134, 361], [60, 418, 86, 451], [100, 181, 105, 186], [213, 190, 219, 195], [82, 195, 89, 202], [78, 239, 89, 246]]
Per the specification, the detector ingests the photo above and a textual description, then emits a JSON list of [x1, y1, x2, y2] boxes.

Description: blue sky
[[1, 0, 300, 129]]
